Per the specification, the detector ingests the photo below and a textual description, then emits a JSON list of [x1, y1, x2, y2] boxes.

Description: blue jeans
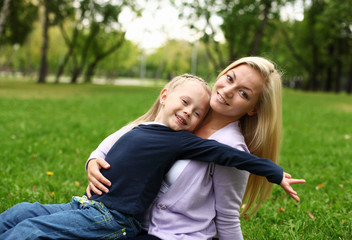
[[0, 200, 141, 239]]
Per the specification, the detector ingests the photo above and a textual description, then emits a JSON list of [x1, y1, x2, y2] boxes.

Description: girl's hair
[[217, 56, 283, 218], [128, 73, 211, 128]]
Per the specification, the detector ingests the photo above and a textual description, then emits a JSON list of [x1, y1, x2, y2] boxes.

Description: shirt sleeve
[[213, 165, 248, 240], [85, 126, 132, 171], [180, 132, 283, 185]]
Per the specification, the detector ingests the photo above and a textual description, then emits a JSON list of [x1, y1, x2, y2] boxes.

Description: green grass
[[241, 90, 352, 239], [1, 82, 351, 239], [0, 82, 161, 208]]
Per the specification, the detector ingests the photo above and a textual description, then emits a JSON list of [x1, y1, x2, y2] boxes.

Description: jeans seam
[[126, 216, 140, 235]]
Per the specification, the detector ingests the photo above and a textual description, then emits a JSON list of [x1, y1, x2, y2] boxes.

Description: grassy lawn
[[0, 81, 351, 239]]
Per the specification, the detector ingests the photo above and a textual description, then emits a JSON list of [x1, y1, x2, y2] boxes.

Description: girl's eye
[[226, 75, 233, 82], [182, 99, 188, 105], [239, 90, 249, 100], [194, 112, 200, 117]]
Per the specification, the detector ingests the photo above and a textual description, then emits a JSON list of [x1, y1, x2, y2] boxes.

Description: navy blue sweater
[[90, 124, 283, 217]]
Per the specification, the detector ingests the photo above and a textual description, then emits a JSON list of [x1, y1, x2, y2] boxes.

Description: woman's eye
[[226, 75, 233, 82], [239, 90, 249, 99]]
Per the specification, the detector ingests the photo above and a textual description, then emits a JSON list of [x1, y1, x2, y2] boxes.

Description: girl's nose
[[184, 107, 192, 118]]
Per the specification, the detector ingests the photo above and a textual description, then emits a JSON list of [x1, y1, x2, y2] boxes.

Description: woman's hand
[[280, 172, 306, 202], [86, 158, 111, 198]]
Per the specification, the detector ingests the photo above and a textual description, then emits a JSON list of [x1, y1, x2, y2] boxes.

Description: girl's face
[[210, 64, 264, 121], [156, 81, 210, 132]]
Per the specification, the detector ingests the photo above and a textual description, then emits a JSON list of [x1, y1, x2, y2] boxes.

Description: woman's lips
[[217, 92, 229, 105]]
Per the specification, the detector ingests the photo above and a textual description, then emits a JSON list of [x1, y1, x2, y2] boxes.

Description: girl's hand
[[280, 172, 306, 202], [86, 158, 111, 198]]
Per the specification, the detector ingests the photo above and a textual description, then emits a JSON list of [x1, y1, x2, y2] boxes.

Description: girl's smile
[[175, 113, 187, 126]]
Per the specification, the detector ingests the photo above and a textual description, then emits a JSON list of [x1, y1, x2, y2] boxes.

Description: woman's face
[[210, 64, 264, 121]]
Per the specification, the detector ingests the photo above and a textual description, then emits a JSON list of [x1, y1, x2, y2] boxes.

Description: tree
[[0, 0, 37, 46], [37, 0, 49, 83], [55, 0, 141, 83], [147, 40, 192, 80], [84, 31, 125, 83], [0, 0, 10, 44], [173, 0, 291, 71], [38, 0, 74, 83], [278, 0, 351, 92]]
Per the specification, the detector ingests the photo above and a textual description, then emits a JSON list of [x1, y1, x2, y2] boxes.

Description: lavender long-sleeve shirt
[[147, 122, 249, 240]]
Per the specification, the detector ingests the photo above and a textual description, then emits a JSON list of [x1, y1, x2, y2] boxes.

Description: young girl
[[87, 57, 306, 240], [0, 74, 297, 240]]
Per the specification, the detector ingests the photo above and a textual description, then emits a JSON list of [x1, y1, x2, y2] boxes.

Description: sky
[[119, 1, 198, 50], [119, 1, 305, 50]]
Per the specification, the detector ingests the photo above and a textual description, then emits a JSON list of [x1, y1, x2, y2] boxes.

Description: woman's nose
[[223, 85, 234, 98]]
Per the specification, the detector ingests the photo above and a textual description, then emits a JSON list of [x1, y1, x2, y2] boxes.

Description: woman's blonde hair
[[129, 73, 211, 127], [217, 56, 283, 218]]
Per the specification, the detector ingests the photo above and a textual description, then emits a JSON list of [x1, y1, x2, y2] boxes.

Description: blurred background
[[0, 0, 351, 92]]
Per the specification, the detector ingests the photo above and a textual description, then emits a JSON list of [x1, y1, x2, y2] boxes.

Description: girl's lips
[[217, 92, 229, 105], [175, 114, 187, 125]]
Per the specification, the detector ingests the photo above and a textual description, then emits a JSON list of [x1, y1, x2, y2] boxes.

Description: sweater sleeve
[[213, 165, 248, 240], [85, 126, 132, 171], [181, 132, 283, 185]]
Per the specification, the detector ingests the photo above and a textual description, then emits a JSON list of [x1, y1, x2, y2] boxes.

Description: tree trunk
[[249, 1, 270, 55], [0, 0, 11, 44], [38, 0, 49, 83], [347, 61, 352, 94], [70, 24, 99, 83], [71, 68, 81, 84], [325, 44, 334, 92], [280, 25, 311, 88], [55, 23, 79, 83], [84, 34, 125, 83], [84, 61, 98, 83], [55, 51, 71, 83], [310, 40, 319, 90], [334, 60, 342, 93], [334, 39, 344, 93]]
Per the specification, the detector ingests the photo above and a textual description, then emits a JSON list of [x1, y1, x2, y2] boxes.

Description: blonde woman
[[87, 57, 305, 240]]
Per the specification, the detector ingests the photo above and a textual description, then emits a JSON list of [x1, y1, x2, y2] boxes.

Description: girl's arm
[[181, 132, 305, 199]]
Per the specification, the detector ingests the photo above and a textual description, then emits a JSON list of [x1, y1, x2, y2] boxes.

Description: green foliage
[[275, 0, 352, 92], [97, 39, 141, 78], [0, 0, 38, 45], [0, 82, 351, 238], [146, 40, 192, 80], [1, 0, 351, 92]]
